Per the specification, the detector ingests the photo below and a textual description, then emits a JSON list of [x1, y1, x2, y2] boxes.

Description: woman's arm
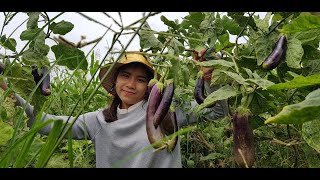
[[14, 93, 100, 140], [175, 81, 229, 128], [176, 56, 229, 128]]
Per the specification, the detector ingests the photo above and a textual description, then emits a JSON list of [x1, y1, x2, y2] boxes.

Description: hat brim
[[99, 62, 122, 94]]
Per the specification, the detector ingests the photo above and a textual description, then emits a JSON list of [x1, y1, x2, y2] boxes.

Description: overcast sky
[[0, 12, 189, 60], [0, 12, 266, 61]]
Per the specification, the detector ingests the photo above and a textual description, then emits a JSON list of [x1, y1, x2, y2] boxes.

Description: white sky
[[0, 12, 189, 60], [0, 12, 266, 61]]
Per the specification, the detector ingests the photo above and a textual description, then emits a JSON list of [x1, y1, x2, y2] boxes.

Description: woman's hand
[[202, 67, 213, 82], [192, 48, 214, 82]]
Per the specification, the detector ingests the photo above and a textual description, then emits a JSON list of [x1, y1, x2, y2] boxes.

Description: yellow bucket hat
[[99, 51, 155, 94]]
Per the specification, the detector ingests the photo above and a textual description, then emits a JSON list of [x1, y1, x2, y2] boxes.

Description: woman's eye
[[138, 79, 146, 83], [121, 73, 129, 78]]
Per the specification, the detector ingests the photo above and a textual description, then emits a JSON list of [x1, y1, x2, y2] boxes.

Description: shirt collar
[[117, 100, 144, 114]]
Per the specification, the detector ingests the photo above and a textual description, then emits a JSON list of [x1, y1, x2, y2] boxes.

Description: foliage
[[1, 12, 320, 168]]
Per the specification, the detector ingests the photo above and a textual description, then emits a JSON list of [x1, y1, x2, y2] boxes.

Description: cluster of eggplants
[[232, 109, 255, 168], [31, 65, 51, 96], [194, 71, 215, 108], [146, 80, 177, 151], [0, 62, 4, 74], [153, 81, 174, 127], [262, 35, 287, 70]]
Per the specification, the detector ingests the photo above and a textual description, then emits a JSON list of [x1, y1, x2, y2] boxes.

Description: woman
[[0, 51, 228, 168]]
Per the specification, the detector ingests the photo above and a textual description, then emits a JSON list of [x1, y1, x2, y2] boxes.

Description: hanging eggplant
[[232, 107, 255, 168], [262, 35, 287, 70], [31, 66, 51, 96]]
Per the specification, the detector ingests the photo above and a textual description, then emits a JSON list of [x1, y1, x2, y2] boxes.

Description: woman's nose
[[126, 78, 136, 88]]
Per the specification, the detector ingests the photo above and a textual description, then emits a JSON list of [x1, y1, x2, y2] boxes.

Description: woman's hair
[[103, 62, 154, 122]]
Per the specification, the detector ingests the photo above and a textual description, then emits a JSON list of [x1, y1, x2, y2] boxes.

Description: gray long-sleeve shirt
[[14, 83, 228, 168]]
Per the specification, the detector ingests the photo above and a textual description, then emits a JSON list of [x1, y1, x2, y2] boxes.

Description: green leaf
[[160, 15, 179, 30], [197, 59, 234, 69], [255, 12, 272, 33], [20, 28, 41, 41], [168, 38, 184, 54], [292, 29, 320, 45], [6, 63, 35, 97], [51, 44, 88, 70], [267, 73, 320, 90], [302, 120, 320, 153], [51, 20, 74, 35], [209, 69, 232, 86], [265, 88, 320, 124], [0, 121, 14, 146], [196, 85, 239, 113], [183, 12, 205, 30], [187, 32, 203, 49], [139, 23, 163, 50], [26, 12, 40, 29], [286, 38, 304, 69], [0, 35, 16, 52], [246, 78, 275, 90], [218, 15, 242, 35], [227, 12, 257, 31], [36, 119, 64, 168], [21, 49, 50, 66], [279, 12, 320, 34], [219, 70, 249, 86], [254, 33, 278, 65]]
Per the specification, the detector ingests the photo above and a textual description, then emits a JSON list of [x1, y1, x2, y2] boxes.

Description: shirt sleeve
[[176, 81, 229, 128], [14, 94, 101, 140]]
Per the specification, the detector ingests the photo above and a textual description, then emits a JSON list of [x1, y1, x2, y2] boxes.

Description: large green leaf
[[139, 23, 163, 50], [265, 88, 320, 124], [267, 73, 320, 90], [302, 120, 320, 153], [286, 38, 304, 69], [279, 12, 320, 34], [51, 44, 88, 70], [196, 85, 239, 113]]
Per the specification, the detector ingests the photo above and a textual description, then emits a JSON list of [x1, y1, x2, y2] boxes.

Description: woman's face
[[115, 65, 149, 109]]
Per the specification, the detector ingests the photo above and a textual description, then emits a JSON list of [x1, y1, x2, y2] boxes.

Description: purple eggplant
[[262, 35, 287, 70]]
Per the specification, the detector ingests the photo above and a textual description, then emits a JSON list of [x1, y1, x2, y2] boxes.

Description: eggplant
[[40, 67, 51, 96], [262, 35, 287, 70], [146, 82, 166, 149], [146, 81, 178, 152], [0, 62, 5, 74], [31, 65, 42, 85], [153, 80, 174, 128], [194, 71, 215, 108], [233, 108, 255, 168], [31, 66, 51, 96], [148, 78, 158, 94], [165, 111, 178, 152]]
